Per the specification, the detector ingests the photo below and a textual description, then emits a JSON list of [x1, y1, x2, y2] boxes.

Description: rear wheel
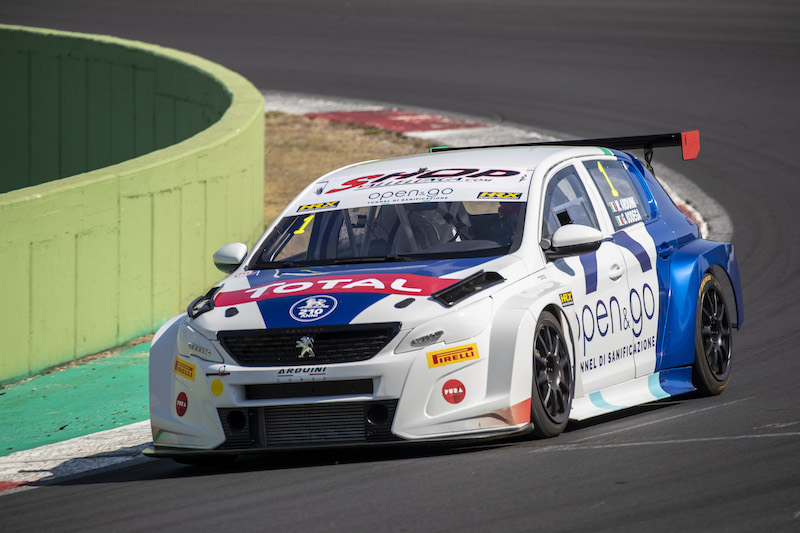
[[693, 273, 732, 395], [531, 311, 573, 438]]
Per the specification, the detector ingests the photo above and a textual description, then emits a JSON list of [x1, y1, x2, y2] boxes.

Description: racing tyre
[[693, 273, 732, 395], [531, 311, 573, 438]]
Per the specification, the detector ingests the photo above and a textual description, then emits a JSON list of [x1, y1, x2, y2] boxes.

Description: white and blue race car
[[146, 131, 743, 460]]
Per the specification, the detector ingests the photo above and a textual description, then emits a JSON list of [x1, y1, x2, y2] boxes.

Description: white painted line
[[528, 431, 800, 453]]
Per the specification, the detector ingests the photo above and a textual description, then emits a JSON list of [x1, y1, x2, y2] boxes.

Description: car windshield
[[250, 201, 525, 268]]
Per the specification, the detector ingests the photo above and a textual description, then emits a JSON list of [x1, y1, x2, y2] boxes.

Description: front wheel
[[693, 273, 733, 395], [531, 311, 573, 438]]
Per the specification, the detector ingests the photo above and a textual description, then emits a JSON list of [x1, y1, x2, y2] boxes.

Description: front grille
[[264, 403, 367, 445], [246, 379, 374, 400], [216, 400, 399, 449], [218, 323, 400, 367]]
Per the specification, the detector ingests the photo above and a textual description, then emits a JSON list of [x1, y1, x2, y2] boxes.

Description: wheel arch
[[149, 315, 184, 422], [489, 289, 579, 406], [544, 302, 578, 367], [657, 239, 743, 371], [707, 263, 739, 328]]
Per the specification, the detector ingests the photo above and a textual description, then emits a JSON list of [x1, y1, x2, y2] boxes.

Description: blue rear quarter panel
[[616, 151, 743, 373], [657, 239, 743, 372]]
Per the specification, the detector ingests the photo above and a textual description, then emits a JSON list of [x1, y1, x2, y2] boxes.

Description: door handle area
[[609, 264, 625, 281], [658, 243, 674, 259]]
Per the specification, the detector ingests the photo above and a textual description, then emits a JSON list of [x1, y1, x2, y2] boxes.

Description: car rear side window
[[541, 165, 600, 238], [583, 159, 649, 231]]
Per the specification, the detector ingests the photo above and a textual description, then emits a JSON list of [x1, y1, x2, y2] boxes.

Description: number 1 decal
[[294, 214, 314, 235], [597, 161, 620, 197]]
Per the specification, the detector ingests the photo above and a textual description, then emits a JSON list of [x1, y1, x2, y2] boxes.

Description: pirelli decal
[[559, 291, 574, 307], [427, 343, 480, 369], [477, 192, 523, 199], [174, 357, 196, 381], [298, 201, 340, 211]]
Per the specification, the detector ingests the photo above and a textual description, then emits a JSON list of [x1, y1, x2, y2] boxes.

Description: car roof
[[322, 145, 608, 180]]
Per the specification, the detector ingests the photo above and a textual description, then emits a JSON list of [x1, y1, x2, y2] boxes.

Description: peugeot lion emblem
[[296, 336, 315, 358]]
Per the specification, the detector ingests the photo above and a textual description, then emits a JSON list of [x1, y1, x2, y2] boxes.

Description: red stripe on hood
[[214, 273, 457, 307]]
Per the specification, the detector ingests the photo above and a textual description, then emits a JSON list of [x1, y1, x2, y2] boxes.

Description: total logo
[[442, 379, 466, 404], [214, 273, 456, 307], [290, 295, 337, 322], [176, 392, 188, 417]]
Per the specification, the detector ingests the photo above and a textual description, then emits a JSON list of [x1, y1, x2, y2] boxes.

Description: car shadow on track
[[51, 395, 691, 487], [50, 439, 518, 487]]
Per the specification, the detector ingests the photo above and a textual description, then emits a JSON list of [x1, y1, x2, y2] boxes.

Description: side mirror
[[213, 242, 248, 274], [544, 224, 603, 257]]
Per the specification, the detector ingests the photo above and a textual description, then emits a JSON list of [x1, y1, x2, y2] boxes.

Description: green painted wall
[[0, 26, 265, 385]]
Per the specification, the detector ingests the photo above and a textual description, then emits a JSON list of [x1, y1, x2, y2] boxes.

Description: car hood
[[189, 256, 527, 335]]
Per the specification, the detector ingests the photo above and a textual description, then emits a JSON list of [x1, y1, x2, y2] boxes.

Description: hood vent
[[187, 286, 221, 319], [431, 270, 504, 307]]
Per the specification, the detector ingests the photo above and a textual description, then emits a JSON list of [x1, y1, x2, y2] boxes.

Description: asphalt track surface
[[2, 1, 799, 531]]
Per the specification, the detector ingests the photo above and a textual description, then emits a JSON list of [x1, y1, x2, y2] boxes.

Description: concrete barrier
[[0, 25, 265, 385]]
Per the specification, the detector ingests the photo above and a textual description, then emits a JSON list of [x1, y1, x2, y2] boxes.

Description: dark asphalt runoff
[[2, 1, 799, 531]]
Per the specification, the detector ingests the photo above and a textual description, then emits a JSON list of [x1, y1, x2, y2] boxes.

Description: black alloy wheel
[[693, 273, 733, 395], [531, 311, 573, 438]]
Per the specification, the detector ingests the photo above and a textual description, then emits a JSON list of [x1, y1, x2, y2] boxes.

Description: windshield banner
[[295, 167, 532, 211]]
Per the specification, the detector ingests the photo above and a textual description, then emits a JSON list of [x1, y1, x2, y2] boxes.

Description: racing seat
[[408, 211, 441, 250]]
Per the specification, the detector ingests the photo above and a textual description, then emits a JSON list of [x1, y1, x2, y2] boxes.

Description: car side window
[[583, 159, 649, 231], [541, 165, 600, 238]]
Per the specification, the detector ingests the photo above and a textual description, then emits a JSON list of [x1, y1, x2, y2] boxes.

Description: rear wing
[[430, 130, 700, 170]]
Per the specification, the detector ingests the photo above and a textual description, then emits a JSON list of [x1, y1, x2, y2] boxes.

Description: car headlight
[[395, 297, 493, 353], [177, 322, 224, 363]]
